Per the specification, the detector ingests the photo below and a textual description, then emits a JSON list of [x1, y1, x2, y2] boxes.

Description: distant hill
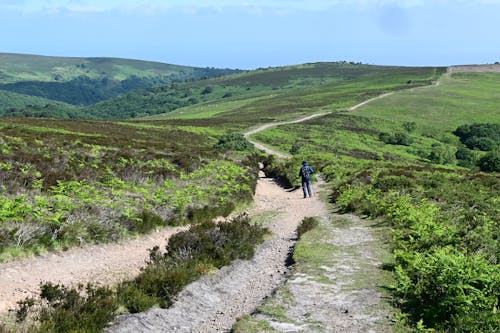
[[0, 53, 239, 107], [90, 62, 444, 120]]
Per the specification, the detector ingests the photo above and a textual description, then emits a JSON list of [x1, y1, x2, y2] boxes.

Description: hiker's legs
[[302, 181, 312, 198], [306, 181, 312, 197]]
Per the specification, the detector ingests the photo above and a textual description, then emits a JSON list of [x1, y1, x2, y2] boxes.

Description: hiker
[[298, 160, 314, 198]]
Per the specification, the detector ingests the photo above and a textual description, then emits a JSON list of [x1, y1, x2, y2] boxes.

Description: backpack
[[301, 166, 309, 179]]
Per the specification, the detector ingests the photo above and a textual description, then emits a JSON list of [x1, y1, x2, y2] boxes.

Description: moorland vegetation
[[252, 69, 499, 332], [1, 61, 498, 332]]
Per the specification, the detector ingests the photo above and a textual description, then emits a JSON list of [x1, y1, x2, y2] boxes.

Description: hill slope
[[97, 62, 444, 120], [0, 53, 239, 106]]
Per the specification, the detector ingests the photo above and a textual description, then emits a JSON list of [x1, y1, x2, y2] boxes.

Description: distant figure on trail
[[298, 160, 314, 198]]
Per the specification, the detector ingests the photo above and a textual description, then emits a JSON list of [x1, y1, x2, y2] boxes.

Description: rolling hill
[[1, 60, 498, 332], [94, 62, 445, 120], [0, 53, 239, 109]]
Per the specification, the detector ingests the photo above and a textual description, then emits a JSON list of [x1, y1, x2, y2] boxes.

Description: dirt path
[[0, 226, 188, 314], [347, 92, 395, 111], [0, 80, 430, 329], [107, 170, 328, 332], [244, 112, 332, 158]]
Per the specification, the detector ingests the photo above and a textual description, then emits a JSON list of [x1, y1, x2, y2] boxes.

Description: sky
[[1, 0, 499, 69]]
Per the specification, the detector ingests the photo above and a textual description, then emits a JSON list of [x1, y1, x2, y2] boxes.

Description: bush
[[16, 282, 118, 333], [296, 216, 319, 238], [428, 143, 455, 164], [395, 247, 500, 330], [379, 132, 413, 146], [215, 133, 253, 151], [455, 146, 476, 167], [454, 123, 500, 151], [477, 150, 500, 172], [117, 283, 158, 313], [402, 121, 417, 133]]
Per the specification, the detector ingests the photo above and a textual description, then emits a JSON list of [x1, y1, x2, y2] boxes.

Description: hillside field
[[1, 62, 498, 332]]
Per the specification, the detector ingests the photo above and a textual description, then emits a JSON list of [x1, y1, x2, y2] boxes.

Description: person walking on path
[[299, 160, 314, 198]]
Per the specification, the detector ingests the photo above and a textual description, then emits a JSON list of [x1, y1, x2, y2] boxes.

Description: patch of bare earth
[[0, 226, 187, 315]]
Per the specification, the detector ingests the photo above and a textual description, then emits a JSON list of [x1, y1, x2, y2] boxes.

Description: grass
[[234, 214, 396, 331], [141, 63, 444, 127], [353, 72, 500, 135], [0, 53, 234, 83], [247, 68, 499, 332], [232, 315, 277, 332]]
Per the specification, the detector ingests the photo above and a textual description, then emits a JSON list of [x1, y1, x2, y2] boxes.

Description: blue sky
[[1, 0, 499, 69]]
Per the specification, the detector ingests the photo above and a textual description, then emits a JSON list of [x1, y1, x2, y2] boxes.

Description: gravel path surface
[[249, 213, 395, 333], [106, 171, 328, 332], [0, 227, 187, 314]]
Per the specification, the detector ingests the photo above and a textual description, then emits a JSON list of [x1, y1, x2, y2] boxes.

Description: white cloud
[[4, 0, 500, 14]]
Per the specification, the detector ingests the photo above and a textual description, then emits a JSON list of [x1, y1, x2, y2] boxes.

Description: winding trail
[[0, 69, 460, 329], [107, 170, 328, 332], [244, 112, 332, 158]]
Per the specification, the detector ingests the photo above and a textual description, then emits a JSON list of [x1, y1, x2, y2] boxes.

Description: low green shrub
[[477, 149, 500, 172], [379, 132, 414, 146], [296, 216, 319, 238], [329, 164, 499, 331], [215, 133, 253, 151], [454, 123, 500, 151], [395, 247, 500, 331], [15, 283, 117, 333]]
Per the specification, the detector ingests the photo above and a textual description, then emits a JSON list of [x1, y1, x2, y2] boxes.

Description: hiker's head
[[302, 160, 308, 166]]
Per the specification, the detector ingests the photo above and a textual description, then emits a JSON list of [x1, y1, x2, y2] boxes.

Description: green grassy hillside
[[248, 70, 499, 332], [137, 62, 444, 123], [0, 53, 239, 106], [352, 72, 500, 134], [0, 116, 258, 262], [2, 62, 498, 332]]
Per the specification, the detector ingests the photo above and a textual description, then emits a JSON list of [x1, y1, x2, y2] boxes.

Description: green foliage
[[402, 121, 417, 132], [454, 123, 500, 151], [428, 143, 455, 165], [455, 146, 476, 167], [16, 282, 117, 333], [215, 133, 253, 151], [379, 132, 414, 146], [477, 149, 500, 172], [0, 118, 258, 259], [130, 214, 268, 307], [296, 216, 320, 238], [330, 165, 499, 331], [0, 53, 240, 111], [261, 155, 298, 188], [395, 247, 500, 331]]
